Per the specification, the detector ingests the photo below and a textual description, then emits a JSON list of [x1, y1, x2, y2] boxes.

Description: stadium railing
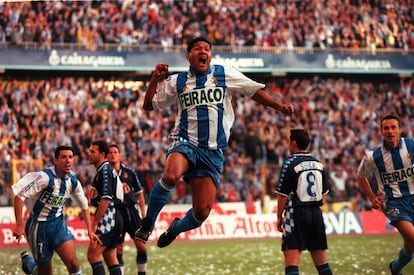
[[0, 42, 412, 55]]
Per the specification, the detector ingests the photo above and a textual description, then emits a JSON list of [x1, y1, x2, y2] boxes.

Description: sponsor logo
[[212, 55, 264, 68], [381, 165, 414, 184], [325, 54, 391, 70], [48, 50, 125, 67], [179, 87, 224, 109], [39, 191, 67, 207]]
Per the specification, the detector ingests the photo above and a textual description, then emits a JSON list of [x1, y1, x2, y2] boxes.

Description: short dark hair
[[91, 140, 109, 157], [55, 145, 74, 159], [187, 37, 212, 52], [290, 129, 310, 150], [381, 114, 401, 128], [109, 143, 120, 151]]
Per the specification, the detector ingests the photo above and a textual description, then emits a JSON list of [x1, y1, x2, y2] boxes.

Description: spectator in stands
[[0, 0, 413, 207], [0, 0, 412, 50], [0, 72, 413, 207]]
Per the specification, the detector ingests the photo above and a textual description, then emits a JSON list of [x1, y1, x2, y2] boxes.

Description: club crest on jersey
[[123, 183, 131, 193], [88, 187, 98, 199], [211, 76, 218, 85]]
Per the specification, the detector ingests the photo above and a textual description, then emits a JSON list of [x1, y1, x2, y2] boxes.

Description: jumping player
[[134, 36, 295, 248]]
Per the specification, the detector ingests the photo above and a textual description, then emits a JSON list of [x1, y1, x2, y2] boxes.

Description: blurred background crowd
[[0, 0, 413, 50], [1, 74, 412, 211], [0, 0, 413, 211]]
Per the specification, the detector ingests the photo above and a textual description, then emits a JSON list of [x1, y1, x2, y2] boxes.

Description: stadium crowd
[[0, 0, 413, 50], [0, 74, 413, 211], [0, 0, 413, 211]]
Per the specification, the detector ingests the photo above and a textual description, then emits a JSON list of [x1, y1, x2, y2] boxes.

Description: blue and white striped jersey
[[152, 64, 265, 150], [357, 137, 414, 199], [11, 166, 88, 221]]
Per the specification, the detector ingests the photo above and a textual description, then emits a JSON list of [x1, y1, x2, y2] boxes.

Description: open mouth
[[199, 56, 207, 64]]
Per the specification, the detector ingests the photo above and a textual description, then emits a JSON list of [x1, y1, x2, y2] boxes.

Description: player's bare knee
[[162, 174, 179, 187], [66, 261, 80, 273], [193, 207, 211, 222]]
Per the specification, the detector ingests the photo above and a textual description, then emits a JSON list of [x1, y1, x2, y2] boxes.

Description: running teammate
[[357, 114, 414, 275], [134, 36, 294, 248], [12, 145, 100, 275]]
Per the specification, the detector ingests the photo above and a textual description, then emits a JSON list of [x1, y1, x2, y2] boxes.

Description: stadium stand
[[0, 0, 413, 211], [0, 0, 412, 49]]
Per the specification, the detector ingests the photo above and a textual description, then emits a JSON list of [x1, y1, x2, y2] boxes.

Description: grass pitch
[[1, 234, 413, 274]]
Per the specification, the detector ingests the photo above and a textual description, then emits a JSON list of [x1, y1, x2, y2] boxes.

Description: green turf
[[1, 234, 413, 274]]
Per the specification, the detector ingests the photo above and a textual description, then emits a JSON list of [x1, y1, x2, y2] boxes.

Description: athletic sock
[[170, 209, 202, 237], [116, 253, 124, 274], [91, 262, 105, 275], [117, 253, 123, 266], [317, 263, 333, 275], [137, 251, 147, 274], [108, 264, 122, 275], [146, 179, 172, 229], [285, 265, 299, 275], [21, 253, 37, 274], [392, 248, 412, 273]]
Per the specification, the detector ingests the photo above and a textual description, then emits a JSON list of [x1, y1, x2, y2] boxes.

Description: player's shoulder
[[212, 63, 238, 73], [402, 137, 414, 147], [122, 165, 137, 174]]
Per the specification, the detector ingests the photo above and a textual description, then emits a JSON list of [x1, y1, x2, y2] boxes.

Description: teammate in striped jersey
[[12, 145, 100, 275], [357, 114, 414, 275], [135, 37, 295, 248]]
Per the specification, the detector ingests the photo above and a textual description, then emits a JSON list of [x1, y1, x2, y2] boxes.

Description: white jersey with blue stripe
[[12, 166, 89, 221], [152, 64, 265, 150], [357, 137, 414, 199]]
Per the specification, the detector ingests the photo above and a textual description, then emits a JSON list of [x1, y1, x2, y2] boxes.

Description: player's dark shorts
[[281, 207, 327, 251], [167, 136, 223, 189], [118, 206, 142, 243], [96, 209, 124, 249], [384, 194, 414, 225], [25, 215, 74, 263]]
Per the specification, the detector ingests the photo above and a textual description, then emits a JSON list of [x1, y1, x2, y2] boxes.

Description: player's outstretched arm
[[251, 90, 294, 115]]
